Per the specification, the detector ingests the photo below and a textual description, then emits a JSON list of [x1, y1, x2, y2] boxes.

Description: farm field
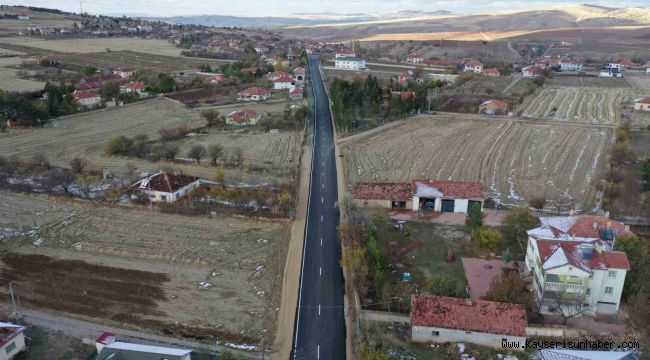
[[339, 116, 612, 209], [520, 87, 630, 124], [0, 191, 288, 344], [0, 99, 302, 184], [546, 76, 630, 88], [0, 56, 45, 92], [625, 73, 650, 91], [0, 37, 186, 57], [456, 75, 515, 95]]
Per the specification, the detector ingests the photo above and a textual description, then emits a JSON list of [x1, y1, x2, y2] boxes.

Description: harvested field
[[456, 76, 515, 95], [520, 87, 629, 125], [0, 191, 289, 343], [625, 74, 650, 91], [0, 56, 45, 92], [0, 37, 185, 57], [0, 99, 301, 183], [546, 76, 630, 88], [340, 116, 611, 208], [59, 50, 228, 73]]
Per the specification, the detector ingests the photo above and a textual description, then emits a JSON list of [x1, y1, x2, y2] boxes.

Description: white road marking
[[320, 237, 323, 246], [321, 197, 324, 203], [317, 345, 320, 359], [318, 304, 321, 316], [321, 215, 323, 222], [320, 267, 322, 276]]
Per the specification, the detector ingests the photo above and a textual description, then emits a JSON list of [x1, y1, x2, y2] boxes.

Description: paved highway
[[291, 55, 346, 359]]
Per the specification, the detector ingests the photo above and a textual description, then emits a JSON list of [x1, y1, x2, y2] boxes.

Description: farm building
[[293, 67, 306, 83], [0, 322, 26, 359], [237, 87, 271, 101], [290, 87, 304, 100], [634, 97, 650, 111], [406, 52, 424, 64], [410, 295, 527, 348], [73, 90, 101, 108], [225, 109, 265, 126], [522, 66, 543, 77], [463, 59, 483, 74], [272, 76, 296, 90], [353, 180, 484, 213], [335, 56, 366, 70], [559, 58, 584, 72], [130, 172, 202, 203], [479, 99, 509, 115], [96, 332, 192, 360], [267, 71, 292, 81], [482, 68, 500, 77], [113, 67, 134, 78], [335, 49, 356, 59]]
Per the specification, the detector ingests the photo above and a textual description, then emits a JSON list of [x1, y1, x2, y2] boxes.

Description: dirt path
[[502, 76, 521, 94], [271, 143, 312, 360], [21, 309, 260, 359]]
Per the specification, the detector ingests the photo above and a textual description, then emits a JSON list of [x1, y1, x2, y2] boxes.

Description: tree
[[609, 142, 635, 165], [341, 241, 370, 297], [82, 65, 97, 76], [502, 209, 538, 253], [42, 168, 76, 196], [474, 226, 502, 252], [484, 269, 533, 310], [31, 152, 50, 169], [69, 156, 88, 174], [161, 142, 180, 161], [208, 144, 223, 165], [100, 80, 120, 100], [547, 288, 592, 325], [105, 135, 133, 156], [465, 202, 484, 231], [231, 147, 244, 167], [187, 144, 207, 164], [614, 235, 650, 299], [528, 196, 547, 213], [201, 109, 221, 127]]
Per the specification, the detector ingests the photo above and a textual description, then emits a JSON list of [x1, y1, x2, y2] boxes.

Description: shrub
[[465, 202, 484, 230], [105, 135, 133, 156], [159, 124, 192, 142], [474, 226, 502, 252]]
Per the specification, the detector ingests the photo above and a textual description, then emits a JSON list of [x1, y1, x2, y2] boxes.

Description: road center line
[[321, 215, 323, 222], [317, 345, 320, 359], [320, 267, 322, 276], [318, 304, 321, 316], [320, 237, 323, 246]]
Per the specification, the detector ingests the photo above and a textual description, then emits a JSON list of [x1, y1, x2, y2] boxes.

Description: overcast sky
[[3, 0, 649, 17]]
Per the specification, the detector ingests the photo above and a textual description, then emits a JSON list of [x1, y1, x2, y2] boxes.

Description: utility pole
[[79, 0, 83, 14], [9, 282, 21, 325]]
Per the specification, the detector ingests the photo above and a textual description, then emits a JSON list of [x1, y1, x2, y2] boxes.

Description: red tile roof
[[73, 90, 100, 100], [290, 87, 304, 94], [480, 99, 509, 111], [226, 109, 259, 122], [536, 239, 631, 272], [353, 182, 413, 201], [95, 332, 116, 345], [273, 76, 295, 83], [238, 87, 270, 96], [424, 60, 459, 67], [483, 68, 500, 75], [411, 295, 527, 337], [412, 180, 484, 200], [0, 323, 23, 347], [567, 215, 630, 238], [464, 59, 482, 67], [523, 66, 544, 74], [132, 172, 199, 193], [124, 81, 145, 90], [636, 97, 650, 105]]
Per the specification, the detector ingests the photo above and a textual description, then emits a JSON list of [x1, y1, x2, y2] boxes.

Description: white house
[[406, 52, 424, 64], [293, 67, 306, 85], [96, 332, 192, 360], [272, 76, 296, 90], [463, 59, 483, 74], [335, 49, 356, 59], [559, 58, 584, 71], [334, 56, 366, 71], [411, 295, 527, 349], [73, 90, 101, 108], [0, 322, 26, 360], [121, 82, 148, 96], [599, 70, 622, 78], [113, 67, 134, 78], [525, 216, 632, 316], [130, 172, 202, 203], [634, 97, 650, 111], [237, 87, 271, 101]]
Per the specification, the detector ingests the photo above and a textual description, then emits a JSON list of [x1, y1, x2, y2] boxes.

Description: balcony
[[544, 281, 585, 293]]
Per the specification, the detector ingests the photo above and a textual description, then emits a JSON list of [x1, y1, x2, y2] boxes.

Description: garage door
[[468, 200, 481, 213], [441, 199, 455, 212]]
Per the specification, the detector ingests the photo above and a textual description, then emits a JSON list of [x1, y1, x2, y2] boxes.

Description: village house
[[559, 57, 584, 72], [353, 180, 484, 213], [482, 67, 500, 77], [73, 90, 102, 108], [424, 59, 460, 68], [237, 87, 271, 101], [406, 52, 424, 64], [0, 322, 26, 359], [96, 332, 191, 360], [479, 99, 509, 115], [522, 65, 544, 77], [130, 172, 202, 203], [286, 52, 299, 61], [463, 59, 483, 74], [225, 109, 264, 126], [293, 67, 306, 84], [121, 82, 147, 96], [397, 71, 411, 86], [335, 55, 366, 71], [634, 97, 650, 111], [290, 87, 304, 100], [525, 215, 632, 316], [113, 67, 134, 78], [335, 49, 356, 59], [272, 76, 296, 90], [266, 71, 292, 82], [254, 44, 269, 53], [411, 295, 527, 348]]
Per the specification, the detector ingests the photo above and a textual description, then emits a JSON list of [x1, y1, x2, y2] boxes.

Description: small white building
[[335, 49, 356, 59], [272, 76, 296, 90], [0, 322, 26, 360], [113, 67, 134, 78], [96, 332, 192, 360], [411, 295, 527, 349], [293, 67, 306, 85], [559, 59, 584, 72], [463, 59, 483, 74], [634, 97, 650, 111], [130, 172, 202, 203], [334, 56, 366, 71], [73, 90, 101, 108], [237, 87, 271, 101], [525, 216, 632, 316], [406, 52, 424, 64], [411, 180, 484, 213]]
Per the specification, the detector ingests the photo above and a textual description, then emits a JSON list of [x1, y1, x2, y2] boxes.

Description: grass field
[[520, 87, 630, 125], [455, 76, 516, 95], [546, 76, 631, 88], [625, 73, 650, 91], [0, 190, 288, 344], [0, 99, 302, 184], [340, 116, 611, 209], [0, 37, 186, 57], [0, 56, 44, 92]]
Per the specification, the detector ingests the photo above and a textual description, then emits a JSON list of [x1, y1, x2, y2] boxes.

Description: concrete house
[[335, 56, 366, 71], [225, 109, 264, 126], [0, 322, 26, 360], [266, 71, 292, 82], [479, 99, 509, 115], [353, 180, 484, 213], [113, 67, 135, 78], [559, 58, 584, 72], [411, 295, 527, 348], [463, 59, 483, 74], [406, 52, 424, 64], [122, 82, 147, 97], [522, 66, 544, 77], [237, 87, 271, 101], [525, 216, 632, 316], [96, 332, 191, 360], [290, 87, 304, 100], [272, 76, 296, 90], [293, 67, 306, 84], [73, 90, 102, 108], [130, 172, 202, 203], [483, 67, 500, 77], [335, 49, 356, 59], [634, 97, 650, 111]]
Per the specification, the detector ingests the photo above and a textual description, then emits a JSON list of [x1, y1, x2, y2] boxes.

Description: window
[[586, 288, 591, 296], [465, 331, 472, 334], [5, 342, 16, 353], [605, 286, 614, 295], [431, 330, 439, 337], [608, 270, 616, 279], [160, 195, 166, 201]]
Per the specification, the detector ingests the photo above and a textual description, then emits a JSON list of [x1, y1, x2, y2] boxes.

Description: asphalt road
[[291, 55, 345, 360]]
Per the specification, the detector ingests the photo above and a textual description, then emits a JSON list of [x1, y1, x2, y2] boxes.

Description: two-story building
[[335, 56, 366, 71], [525, 216, 632, 316], [463, 59, 483, 74]]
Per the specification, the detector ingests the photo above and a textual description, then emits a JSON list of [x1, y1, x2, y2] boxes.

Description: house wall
[[454, 199, 469, 213], [138, 180, 201, 203], [354, 199, 413, 209], [412, 325, 525, 349], [634, 103, 650, 111], [0, 332, 25, 360]]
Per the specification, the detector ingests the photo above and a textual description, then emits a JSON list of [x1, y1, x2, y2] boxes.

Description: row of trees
[[0, 82, 77, 127]]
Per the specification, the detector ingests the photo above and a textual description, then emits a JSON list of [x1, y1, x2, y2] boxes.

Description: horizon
[[2, 0, 649, 18]]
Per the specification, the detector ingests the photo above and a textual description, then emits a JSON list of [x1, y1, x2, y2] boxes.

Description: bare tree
[[208, 143, 223, 165], [32, 152, 50, 169], [69, 156, 88, 174], [546, 288, 592, 325], [42, 168, 77, 196], [187, 144, 207, 164], [554, 192, 573, 215], [161, 143, 180, 161], [231, 147, 244, 167]]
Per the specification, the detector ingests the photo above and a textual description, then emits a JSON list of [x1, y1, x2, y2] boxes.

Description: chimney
[[624, 225, 630, 232], [605, 211, 610, 218], [592, 221, 598, 230], [464, 299, 473, 306], [569, 209, 574, 216], [607, 221, 611, 229]]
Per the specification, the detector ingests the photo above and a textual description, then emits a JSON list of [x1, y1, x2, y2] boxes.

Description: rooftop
[[131, 172, 199, 193], [528, 215, 631, 242], [239, 87, 271, 95], [536, 239, 631, 273], [410, 295, 527, 337], [73, 90, 100, 100], [412, 180, 484, 200], [353, 182, 413, 201], [0, 322, 24, 347]]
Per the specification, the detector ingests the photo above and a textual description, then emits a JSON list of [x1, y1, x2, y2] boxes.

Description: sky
[[3, 0, 649, 17]]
